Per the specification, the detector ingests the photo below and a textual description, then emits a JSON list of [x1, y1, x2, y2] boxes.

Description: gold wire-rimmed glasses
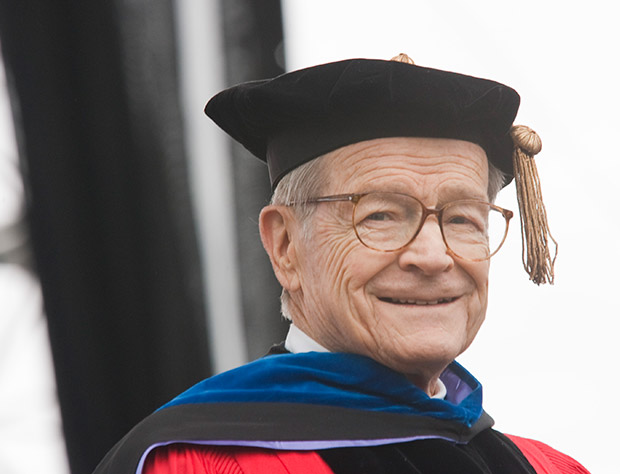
[[290, 192, 513, 262]]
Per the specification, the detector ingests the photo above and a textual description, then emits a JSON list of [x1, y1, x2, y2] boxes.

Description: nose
[[397, 217, 454, 275]]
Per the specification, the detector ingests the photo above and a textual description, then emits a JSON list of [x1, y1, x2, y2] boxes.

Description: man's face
[[289, 137, 490, 381]]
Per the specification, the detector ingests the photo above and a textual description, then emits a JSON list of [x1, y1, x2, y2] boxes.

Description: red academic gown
[[143, 436, 589, 474]]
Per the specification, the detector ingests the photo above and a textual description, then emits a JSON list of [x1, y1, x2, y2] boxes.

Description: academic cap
[[205, 55, 556, 285], [206, 56, 520, 188]]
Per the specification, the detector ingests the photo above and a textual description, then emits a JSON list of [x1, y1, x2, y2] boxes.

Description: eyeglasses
[[291, 192, 513, 261]]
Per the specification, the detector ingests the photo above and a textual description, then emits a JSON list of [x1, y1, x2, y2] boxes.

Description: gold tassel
[[391, 53, 415, 65], [511, 125, 558, 284]]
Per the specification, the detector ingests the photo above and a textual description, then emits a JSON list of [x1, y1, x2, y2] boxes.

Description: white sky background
[[283, 1, 619, 472]]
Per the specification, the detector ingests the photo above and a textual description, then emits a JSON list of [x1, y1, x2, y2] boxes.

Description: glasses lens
[[441, 201, 508, 260], [353, 193, 422, 251]]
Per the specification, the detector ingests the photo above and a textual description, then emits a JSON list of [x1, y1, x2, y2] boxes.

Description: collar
[[131, 353, 490, 473], [162, 351, 482, 428], [284, 323, 330, 353]]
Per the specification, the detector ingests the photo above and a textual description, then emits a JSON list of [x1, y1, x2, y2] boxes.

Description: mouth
[[378, 296, 458, 306]]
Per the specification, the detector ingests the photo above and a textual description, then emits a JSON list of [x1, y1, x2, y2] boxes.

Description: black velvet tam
[[205, 58, 520, 188]]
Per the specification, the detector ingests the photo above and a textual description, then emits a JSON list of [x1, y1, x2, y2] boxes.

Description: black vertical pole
[[0, 1, 210, 472]]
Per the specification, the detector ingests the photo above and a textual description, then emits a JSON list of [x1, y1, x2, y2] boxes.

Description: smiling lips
[[380, 296, 458, 306]]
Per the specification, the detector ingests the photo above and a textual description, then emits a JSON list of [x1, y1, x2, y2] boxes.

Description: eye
[[365, 212, 393, 222], [354, 192, 418, 230], [447, 215, 474, 225], [444, 206, 487, 233]]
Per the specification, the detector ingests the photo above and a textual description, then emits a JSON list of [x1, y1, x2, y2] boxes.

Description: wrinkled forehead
[[319, 137, 489, 196]]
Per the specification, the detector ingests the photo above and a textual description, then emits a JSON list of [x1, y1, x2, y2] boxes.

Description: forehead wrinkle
[[329, 137, 486, 160], [335, 136, 479, 154], [328, 155, 488, 199]]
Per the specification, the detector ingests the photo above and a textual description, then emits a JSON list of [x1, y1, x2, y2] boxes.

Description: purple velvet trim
[[440, 364, 474, 405], [135, 435, 457, 474]]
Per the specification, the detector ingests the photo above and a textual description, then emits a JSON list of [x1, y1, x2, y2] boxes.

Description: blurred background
[[0, 1, 617, 473]]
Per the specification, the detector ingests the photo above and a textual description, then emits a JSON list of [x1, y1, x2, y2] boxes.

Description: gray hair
[[269, 154, 506, 320], [270, 157, 327, 203], [487, 162, 506, 203], [271, 157, 327, 320]]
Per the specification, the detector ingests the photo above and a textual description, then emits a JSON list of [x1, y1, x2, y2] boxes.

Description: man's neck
[[283, 323, 447, 399]]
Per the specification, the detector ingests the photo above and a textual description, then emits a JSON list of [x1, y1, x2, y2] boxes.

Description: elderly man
[[94, 55, 587, 474]]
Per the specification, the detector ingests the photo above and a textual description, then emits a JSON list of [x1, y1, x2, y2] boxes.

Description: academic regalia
[[92, 347, 589, 474]]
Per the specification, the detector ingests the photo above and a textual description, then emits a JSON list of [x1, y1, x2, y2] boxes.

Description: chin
[[376, 341, 463, 377]]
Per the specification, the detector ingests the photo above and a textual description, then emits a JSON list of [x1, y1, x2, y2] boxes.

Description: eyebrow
[[359, 184, 488, 205], [436, 185, 489, 205]]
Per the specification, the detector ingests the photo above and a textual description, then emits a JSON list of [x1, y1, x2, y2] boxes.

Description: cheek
[[464, 261, 489, 331], [464, 259, 489, 293], [302, 219, 359, 292], [306, 221, 391, 308], [323, 241, 369, 297]]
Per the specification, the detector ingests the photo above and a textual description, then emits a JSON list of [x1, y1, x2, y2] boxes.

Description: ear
[[259, 205, 301, 293]]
